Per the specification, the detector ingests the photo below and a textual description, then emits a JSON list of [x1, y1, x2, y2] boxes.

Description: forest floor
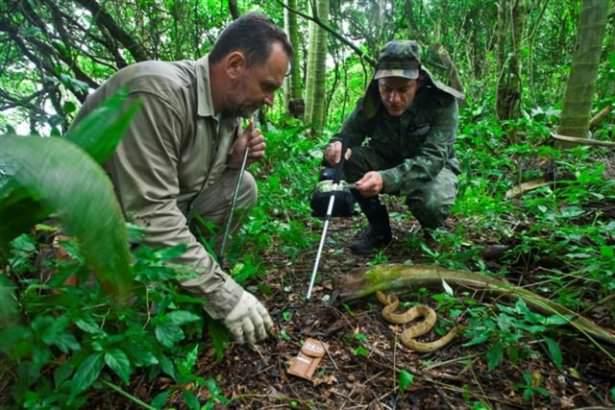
[[97, 196, 615, 410], [3, 154, 614, 410]]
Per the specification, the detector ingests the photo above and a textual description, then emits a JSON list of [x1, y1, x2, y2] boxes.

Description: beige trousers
[[183, 169, 257, 254]]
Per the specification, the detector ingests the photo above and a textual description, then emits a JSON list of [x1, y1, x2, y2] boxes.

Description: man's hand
[[229, 120, 266, 168], [355, 171, 383, 197], [324, 141, 352, 166], [223, 290, 275, 345]]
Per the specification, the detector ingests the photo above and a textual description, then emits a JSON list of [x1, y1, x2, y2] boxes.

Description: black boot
[[350, 195, 392, 255]]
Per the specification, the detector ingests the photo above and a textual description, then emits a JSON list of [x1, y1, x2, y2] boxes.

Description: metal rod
[[219, 122, 252, 265], [306, 193, 336, 299]]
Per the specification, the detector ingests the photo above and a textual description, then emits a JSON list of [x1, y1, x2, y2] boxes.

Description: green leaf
[[150, 390, 171, 409], [352, 345, 369, 357], [126, 346, 159, 367], [207, 320, 230, 361], [152, 244, 188, 261], [32, 345, 52, 378], [0, 135, 133, 301], [204, 378, 230, 406], [75, 317, 104, 335], [600, 245, 614, 258], [0, 324, 32, 358], [610, 386, 615, 402], [54, 361, 75, 388], [158, 354, 176, 380], [182, 390, 200, 410], [166, 310, 201, 326], [0, 275, 17, 326], [155, 323, 184, 348], [63, 101, 77, 114], [53, 333, 81, 353], [39, 316, 80, 352], [63, 90, 140, 164], [177, 344, 199, 379], [104, 349, 132, 384], [544, 314, 571, 326], [398, 369, 414, 393], [487, 342, 503, 370], [71, 352, 104, 397], [544, 337, 563, 369], [463, 332, 489, 347]]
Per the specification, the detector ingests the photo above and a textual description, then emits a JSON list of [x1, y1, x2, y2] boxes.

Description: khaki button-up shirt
[[73, 56, 243, 318]]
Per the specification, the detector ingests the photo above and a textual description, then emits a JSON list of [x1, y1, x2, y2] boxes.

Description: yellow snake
[[376, 291, 462, 353]]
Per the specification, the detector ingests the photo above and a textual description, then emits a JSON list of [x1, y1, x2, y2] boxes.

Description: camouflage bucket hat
[[374, 40, 465, 100], [375, 40, 421, 80]]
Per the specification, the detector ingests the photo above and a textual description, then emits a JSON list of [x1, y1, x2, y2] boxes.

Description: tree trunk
[[558, 0, 609, 141], [495, 0, 526, 121], [304, 0, 329, 137], [284, 0, 304, 118]]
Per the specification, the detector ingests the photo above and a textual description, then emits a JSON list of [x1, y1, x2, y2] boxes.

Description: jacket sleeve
[[331, 98, 371, 148], [379, 97, 458, 194], [106, 92, 242, 319]]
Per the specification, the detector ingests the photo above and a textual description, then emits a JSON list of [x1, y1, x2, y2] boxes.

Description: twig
[[582, 293, 615, 314], [590, 105, 613, 129], [324, 343, 339, 372], [423, 354, 480, 370], [392, 332, 397, 392], [272, 0, 376, 66], [551, 132, 615, 148], [143, 287, 151, 329], [100, 379, 156, 410], [469, 364, 492, 409]]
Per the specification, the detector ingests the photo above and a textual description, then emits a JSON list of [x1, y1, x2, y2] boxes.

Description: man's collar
[[195, 55, 216, 118]]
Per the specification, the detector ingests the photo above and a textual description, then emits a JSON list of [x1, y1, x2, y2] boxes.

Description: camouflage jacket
[[333, 78, 460, 194]]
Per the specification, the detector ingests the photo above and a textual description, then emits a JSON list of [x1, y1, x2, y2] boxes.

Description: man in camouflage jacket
[[324, 40, 464, 254]]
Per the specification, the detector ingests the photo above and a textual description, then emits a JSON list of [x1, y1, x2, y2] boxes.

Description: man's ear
[[225, 51, 247, 80]]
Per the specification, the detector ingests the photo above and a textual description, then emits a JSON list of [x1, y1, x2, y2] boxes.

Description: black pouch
[[310, 180, 355, 218], [311, 142, 355, 218]]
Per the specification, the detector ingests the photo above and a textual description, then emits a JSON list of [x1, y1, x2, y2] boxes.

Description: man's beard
[[225, 104, 258, 119]]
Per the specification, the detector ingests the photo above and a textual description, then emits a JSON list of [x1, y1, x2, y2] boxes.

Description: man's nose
[[388, 91, 400, 104]]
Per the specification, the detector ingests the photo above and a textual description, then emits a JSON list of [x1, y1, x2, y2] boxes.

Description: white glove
[[223, 290, 274, 345]]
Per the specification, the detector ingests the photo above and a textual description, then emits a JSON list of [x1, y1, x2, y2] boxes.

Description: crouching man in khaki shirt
[[72, 13, 292, 345]]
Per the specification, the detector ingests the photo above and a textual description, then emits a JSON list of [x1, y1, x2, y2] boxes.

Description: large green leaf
[[0, 135, 133, 301], [0, 91, 138, 264], [70, 352, 104, 397], [63, 89, 141, 164], [104, 348, 132, 384], [0, 275, 18, 327]]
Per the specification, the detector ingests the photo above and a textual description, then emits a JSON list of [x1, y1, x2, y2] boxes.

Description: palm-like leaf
[[0, 135, 132, 301], [64, 89, 141, 163]]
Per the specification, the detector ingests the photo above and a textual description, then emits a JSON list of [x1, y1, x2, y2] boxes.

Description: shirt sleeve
[[106, 91, 242, 319], [379, 97, 458, 194]]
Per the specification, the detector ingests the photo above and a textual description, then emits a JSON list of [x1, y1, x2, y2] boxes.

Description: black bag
[[310, 167, 355, 218]]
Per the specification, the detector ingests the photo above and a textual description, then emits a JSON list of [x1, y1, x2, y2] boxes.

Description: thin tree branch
[[274, 0, 376, 66], [0, 17, 88, 102], [552, 132, 615, 148], [526, 0, 550, 43], [0, 88, 48, 115], [42, 0, 126, 67], [15, 5, 98, 91], [43, 0, 127, 69], [73, 0, 149, 62]]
